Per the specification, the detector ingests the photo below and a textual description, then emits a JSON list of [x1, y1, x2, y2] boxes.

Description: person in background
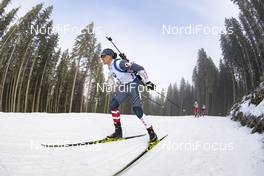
[[201, 104, 206, 116], [193, 101, 199, 117]]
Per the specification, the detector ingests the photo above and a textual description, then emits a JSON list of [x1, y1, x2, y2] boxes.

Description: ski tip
[[159, 134, 168, 141], [41, 144, 49, 147], [41, 144, 65, 148]]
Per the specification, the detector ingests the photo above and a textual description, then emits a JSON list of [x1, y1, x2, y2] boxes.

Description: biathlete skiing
[[100, 48, 158, 143]]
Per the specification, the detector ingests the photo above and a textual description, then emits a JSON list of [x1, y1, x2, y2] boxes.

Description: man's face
[[101, 54, 112, 65]]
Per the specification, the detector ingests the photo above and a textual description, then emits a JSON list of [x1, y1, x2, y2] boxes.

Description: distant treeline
[[0, 0, 263, 116], [153, 0, 264, 116]]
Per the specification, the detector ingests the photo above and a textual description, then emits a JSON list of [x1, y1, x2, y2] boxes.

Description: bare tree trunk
[[56, 85, 62, 113], [94, 97, 98, 113], [231, 74, 236, 104], [46, 86, 54, 112], [12, 47, 29, 112], [103, 94, 108, 113], [16, 62, 27, 112], [5, 80, 11, 112], [0, 43, 16, 111], [16, 47, 29, 112], [24, 55, 36, 112], [80, 95, 83, 112], [36, 59, 48, 112], [69, 59, 80, 113], [64, 89, 68, 112], [31, 80, 38, 112], [93, 68, 101, 113], [85, 95, 89, 112], [10, 74, 18, 112], [85, 75, 92, 112], [53, 85, 58, 112]]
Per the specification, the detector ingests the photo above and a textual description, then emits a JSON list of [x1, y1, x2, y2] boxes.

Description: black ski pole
[[154, 90, 185, 112], [141, 94, 164, 109], [105, 37, 184, 112], [106, 36, 142, 81], [106, 37, 128, 61]]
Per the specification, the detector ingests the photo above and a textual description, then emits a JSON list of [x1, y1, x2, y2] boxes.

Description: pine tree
[[52, 49, 71, 112], [192, 49, 219, 115], [164, 84, 173, 116], [0, 4, 44, 112], [70, 22, 103, 112], [0, 0, 10, 16], [0, 8, 19, 38]]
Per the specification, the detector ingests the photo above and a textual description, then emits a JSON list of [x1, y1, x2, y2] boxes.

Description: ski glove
[[146, 81, 156, 90]]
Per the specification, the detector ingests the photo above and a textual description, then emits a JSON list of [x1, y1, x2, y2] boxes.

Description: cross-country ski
[[41, 134, 146, 148], [113, 134, 168, 176]]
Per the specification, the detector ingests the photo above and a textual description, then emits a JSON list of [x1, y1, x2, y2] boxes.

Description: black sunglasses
[[100, 54, 107, 58]]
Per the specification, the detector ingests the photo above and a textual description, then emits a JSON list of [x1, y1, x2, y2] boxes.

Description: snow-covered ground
[[237, 99, 264, 117], [0, 113, 263, 176]]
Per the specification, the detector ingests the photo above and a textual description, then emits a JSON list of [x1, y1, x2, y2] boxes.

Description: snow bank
[[230, 82, 264, 133], [238, 99, 264, 117]]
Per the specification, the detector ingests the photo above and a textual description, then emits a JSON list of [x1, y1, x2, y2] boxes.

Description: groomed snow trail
[[0, 113, 263, 176]]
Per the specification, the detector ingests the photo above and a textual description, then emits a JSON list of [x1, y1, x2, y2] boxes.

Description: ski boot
[[107, 122, 123, 138], [147, 126, 158, 143]]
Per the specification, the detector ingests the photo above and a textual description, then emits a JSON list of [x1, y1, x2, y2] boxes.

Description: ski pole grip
[[106, 36, 112, 41]]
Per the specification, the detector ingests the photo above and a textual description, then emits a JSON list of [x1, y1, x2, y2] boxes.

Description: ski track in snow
[[0, 113, 263, 176]]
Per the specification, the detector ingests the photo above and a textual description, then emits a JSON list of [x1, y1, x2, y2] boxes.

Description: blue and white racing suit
[[108, 58, 152, 128]]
